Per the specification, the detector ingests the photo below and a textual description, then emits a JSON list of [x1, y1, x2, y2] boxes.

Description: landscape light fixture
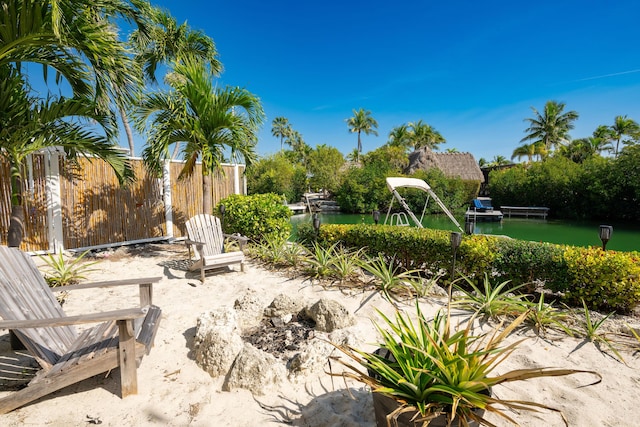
[[219, 203, 226, 225], [313, 213, 320, 235], [373, 210, 381, 225], [599, 225, 613, 251]]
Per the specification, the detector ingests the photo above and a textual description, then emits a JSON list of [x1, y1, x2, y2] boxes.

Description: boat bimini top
[[384, 177, 463, 232]]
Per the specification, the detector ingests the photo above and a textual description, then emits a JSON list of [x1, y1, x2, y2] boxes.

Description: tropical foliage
[[134, 60, 264, 214], [346, 108, 378, 162], [521, 100, 579, 155]]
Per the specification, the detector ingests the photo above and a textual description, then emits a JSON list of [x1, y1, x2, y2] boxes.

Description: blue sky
[[128, 1, 640, 160]]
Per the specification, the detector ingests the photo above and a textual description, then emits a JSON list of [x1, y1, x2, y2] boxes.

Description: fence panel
[[0, 155, 50, 252]]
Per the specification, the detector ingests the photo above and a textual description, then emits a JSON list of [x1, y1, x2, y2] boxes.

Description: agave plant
[[453, 274, 529, 320], [40, 250, 98, 287], [330, 301, 601, 426], [571, 299, 623, 362], [330, 246, 365, 284], [359, 254, 423, 303], [524, 293, 572, 336], [304, 242, 340, 280]]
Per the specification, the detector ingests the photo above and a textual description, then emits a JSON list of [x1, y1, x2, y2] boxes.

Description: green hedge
[[306, 224, 640, 313], [217, 193, 292, 243]]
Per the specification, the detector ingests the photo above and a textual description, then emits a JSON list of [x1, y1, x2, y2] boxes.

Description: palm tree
[[346, 108, 378, 162], [592, 125, 615, 155], [134, 60, 264, 214], [610, 115, 640, 157], [1, 0, 146, 116], [408, 120, 446, 150], [511, 142, 546, 163], [271, 117, 292, 152], [128, 6, 221, 157], [0, 67, 132, 247], [522, 100, 579, 156], [387, 124, 412, 151]]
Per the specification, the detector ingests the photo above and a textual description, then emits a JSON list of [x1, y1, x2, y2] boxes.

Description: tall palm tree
[[408, 120, 446, 150], [387, 124, 412, 151], [610, 115, 640, 157], [271, 117, 292, 152], [346, 108, 378, 162], [592, 125, 615, 155], [134, 60, 264, 214], [522, 100, 579, 156], [127, 6, 221, 157], [0, 67, 132, 247]]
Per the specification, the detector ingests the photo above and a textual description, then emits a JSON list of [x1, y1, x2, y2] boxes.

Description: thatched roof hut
[[405, 147, 484, 182]]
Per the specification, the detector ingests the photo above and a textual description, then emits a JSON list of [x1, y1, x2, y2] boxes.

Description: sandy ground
[[1, 243, 640, 427]]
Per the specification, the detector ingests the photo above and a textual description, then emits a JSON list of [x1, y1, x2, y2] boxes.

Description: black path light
[[599, 225, 613, 251], [373, 210, 381, 225], [219, 203, 226, 226], [313, 213, 321, 236]]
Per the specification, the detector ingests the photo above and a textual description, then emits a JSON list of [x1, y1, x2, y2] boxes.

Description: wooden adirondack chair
[[0, 245, 162, 414], [185, 214, 248, 282]]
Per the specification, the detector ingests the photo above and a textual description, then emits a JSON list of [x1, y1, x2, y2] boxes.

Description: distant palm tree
[[408, 120, 446, 150], [511, 142, 546, 163], [592, 125, 615, 155], [271, 117, 292, 152], [557, 138, 603, 163], [387, 124, 412, 151], [0, 68, 131, 247], [610, 115, 640, 157], [522, 100, 579, 156], [346, 108, 378, 162], [445, 148, 459, 153], [134, 60, 264, 214]]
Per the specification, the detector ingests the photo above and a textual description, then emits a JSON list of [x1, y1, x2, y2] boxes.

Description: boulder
[[194, 308, 244, 378], [223, 343, 287, 395], [304, 299, 355, 332]]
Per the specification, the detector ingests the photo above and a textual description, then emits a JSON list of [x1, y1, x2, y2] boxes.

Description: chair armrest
[[54, 277, 161, 307], [0, 307, 149, 329]]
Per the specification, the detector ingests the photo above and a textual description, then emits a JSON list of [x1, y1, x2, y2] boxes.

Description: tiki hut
[[405, 147, 484, 182]]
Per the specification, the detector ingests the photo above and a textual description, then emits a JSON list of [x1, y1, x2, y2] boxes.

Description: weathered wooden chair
[[0, 245, 162, 414], [185, 214, 248, 282]]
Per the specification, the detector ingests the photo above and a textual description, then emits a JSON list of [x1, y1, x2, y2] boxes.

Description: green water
[[290, 213, 640, 252]]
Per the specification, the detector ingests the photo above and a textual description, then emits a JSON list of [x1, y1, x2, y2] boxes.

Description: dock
[[500, 206, 549, 219], [287, 203, 307, 214], [465, 209, 504, 222]]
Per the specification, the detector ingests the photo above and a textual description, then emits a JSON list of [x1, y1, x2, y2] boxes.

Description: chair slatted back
[[185, 214, 225, 259], [0, 246, 77, 369]]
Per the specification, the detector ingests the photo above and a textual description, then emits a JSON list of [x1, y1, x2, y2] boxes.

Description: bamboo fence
[[0, 155, 245, 252]]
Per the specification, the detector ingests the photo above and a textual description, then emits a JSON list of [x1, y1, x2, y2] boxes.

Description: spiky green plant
[[330, 301, 601, 426], [571, 299, 623, 362], [358, 254, 422, 303], [304, 242, 340, 279], [453, 274, 529, 320], [40, 250, 98, 287], [524, 293, 572, 336], [330, 247, 364, 284]]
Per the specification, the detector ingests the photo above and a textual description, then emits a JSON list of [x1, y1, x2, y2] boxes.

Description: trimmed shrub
[[307, 223, 640, 312], [218, 193, 292, 243], [561, 246, 640, 313]]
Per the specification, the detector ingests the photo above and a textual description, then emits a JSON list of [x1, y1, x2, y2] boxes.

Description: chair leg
[[200, 267, 205, 282], [117, 320, 138, 397]]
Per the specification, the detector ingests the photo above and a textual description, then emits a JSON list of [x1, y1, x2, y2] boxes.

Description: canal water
[[290, 213, 640, 252]]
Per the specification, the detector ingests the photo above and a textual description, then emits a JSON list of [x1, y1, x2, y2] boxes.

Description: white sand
[[1, 243, 639, 427]]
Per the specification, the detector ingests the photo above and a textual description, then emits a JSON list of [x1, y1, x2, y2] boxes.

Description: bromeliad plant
[[330, 300, 601, 426], [40, 250, 98, 287]]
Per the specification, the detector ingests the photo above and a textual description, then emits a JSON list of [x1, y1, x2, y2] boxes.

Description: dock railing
[[500, 206, 549, 219]]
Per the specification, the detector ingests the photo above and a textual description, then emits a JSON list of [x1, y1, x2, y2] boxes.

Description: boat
[[384, 177, 464, 232], [465, 197, 503, 222]]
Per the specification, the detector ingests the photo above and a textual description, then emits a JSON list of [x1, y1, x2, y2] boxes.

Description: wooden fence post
[[163, 160, 173, 238], [44, 151, 64, 253]]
